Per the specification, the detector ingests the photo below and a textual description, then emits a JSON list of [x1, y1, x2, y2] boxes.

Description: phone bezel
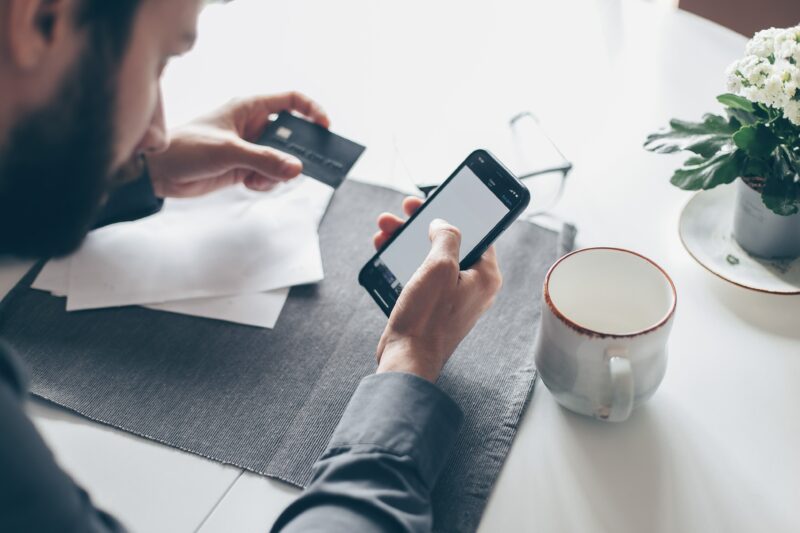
[[358, 149, 531, 316]]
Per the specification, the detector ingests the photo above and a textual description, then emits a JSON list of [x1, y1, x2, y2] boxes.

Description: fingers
[[372, 213, 402, 249], [378, 198, 422, 231], [476, 245, 498, 270], [243, 173, 278, 192], [248, 91, 330, 129], [377, 213, 404, 233], [398, 219, 461, 304], [373, 231, 390, 251], [402, 196, 424, 217], [229, 140, 303, 182], [426, 219, 462, 264], [372, 197, 423, 250], [460, 245, 503, 300]]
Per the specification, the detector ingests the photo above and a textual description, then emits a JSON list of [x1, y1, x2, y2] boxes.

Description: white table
[[2, 0, 798, 531]]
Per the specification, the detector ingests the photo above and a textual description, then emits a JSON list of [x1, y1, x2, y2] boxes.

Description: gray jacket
[[0, 342, 462, 532]]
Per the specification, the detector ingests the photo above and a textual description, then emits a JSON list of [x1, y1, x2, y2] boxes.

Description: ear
[[5, 0, 75, 71]]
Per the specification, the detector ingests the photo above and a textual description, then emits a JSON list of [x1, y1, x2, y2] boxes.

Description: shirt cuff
[[325, 372, 464, 489]]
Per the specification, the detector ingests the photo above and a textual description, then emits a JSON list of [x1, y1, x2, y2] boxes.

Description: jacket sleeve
[[0, 342, 126, 532], [93, 164, 163, 229], [271, 372, 464, 533]]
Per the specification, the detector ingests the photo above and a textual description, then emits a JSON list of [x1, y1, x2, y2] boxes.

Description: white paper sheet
[[65, 176, 333, 311], [146, 288, 290, 328], [32, 257, 70, 297], [32, 176, 334, 327], [33, 258, 291, 328], [265, 175, 334, 228]]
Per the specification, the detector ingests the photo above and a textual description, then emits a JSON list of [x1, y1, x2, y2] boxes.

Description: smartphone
[[358, 149, 530, 316]]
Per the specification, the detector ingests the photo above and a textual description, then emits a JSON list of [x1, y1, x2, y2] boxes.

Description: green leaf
[[733, 124, 780, 158], [670, 150, 744, 190], [717, 93, 756, 113], [726, 107, 760, 126], [781, 146, 800, 176], [741, 155, 769, 178], [753, 102, 773, 120], [758, 152, 800, 215], [644, 113, 737, 158], [762, 176, 800, 215]]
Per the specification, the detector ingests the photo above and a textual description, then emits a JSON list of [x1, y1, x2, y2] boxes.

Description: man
[[0, 0, 502, 531]]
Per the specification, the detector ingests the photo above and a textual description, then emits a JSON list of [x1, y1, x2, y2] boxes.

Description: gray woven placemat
[[0, 180, 574, 533]]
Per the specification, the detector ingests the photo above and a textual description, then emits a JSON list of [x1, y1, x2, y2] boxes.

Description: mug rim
[[543, 247, 678, 339]]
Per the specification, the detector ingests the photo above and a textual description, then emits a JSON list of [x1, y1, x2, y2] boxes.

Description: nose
[[140, 89, 169, 155]]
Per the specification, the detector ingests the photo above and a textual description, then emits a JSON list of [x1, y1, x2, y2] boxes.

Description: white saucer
[[679, 185, 800, 295]]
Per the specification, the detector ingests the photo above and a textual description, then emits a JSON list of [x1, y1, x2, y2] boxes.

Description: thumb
[[426, 218, 462, 263], [227, 140, 303, 180]]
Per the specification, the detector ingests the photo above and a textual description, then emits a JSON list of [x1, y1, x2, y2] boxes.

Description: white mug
[[534, 247, 677, 422]]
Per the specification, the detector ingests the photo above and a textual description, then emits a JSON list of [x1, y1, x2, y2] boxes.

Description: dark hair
[[75, 0, 143, 60]]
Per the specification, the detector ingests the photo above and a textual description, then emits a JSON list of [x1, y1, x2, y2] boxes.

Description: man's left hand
[[146, 92, 330, 198]]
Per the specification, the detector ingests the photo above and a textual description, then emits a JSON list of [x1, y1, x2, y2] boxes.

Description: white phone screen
[[375, 165, 510, 289]]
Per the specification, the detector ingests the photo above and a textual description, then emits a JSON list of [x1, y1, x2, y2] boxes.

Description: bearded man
[[0, 1, 502, 531]]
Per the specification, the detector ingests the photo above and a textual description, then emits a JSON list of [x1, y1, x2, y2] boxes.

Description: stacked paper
[[32, 176, 334, 328]]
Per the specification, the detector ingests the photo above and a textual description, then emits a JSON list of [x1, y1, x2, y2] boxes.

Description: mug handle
[[605, 348, 634, 422]]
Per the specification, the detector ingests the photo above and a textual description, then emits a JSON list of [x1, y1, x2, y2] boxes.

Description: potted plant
[[645, 24, 800, 259]]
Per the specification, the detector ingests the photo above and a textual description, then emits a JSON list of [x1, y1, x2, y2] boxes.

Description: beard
[[0, 43, 119, 259]]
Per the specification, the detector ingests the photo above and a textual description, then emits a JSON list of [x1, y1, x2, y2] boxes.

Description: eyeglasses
[[509, 111, 572, 217], [414, 112, 572, 217]]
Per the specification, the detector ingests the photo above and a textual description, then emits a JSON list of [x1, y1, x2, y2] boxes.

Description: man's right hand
[[372, 197, 503, 383]]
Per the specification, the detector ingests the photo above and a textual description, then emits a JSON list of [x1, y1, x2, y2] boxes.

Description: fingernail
[[430, 218, 449, 229]]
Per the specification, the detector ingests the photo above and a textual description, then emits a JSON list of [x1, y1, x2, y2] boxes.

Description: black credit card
[[257, 111, 366, 189]]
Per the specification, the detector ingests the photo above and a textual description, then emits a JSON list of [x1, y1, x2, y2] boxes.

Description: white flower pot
[[732, 178, 800, 259]]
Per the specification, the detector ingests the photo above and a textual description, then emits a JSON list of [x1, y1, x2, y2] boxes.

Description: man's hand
[[146, 92, 330, 198], [372, 197, 503, 382]]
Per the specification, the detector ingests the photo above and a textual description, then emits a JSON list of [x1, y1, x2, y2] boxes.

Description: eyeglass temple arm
[[416, 113, 572, 196], [509, 111, 572, 165], [517, 162, 573, 180], [417, 161, 572, 197]]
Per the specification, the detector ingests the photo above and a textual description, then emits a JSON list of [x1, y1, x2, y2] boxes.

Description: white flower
[[785, 70, 800, 100], [726, 24, 800, 124], [745, 27, 781, 58], [726, 66, 744, 93], [784, 100, 800, 126], [774, 27, 800, 61], [763, 74, 785, 106]]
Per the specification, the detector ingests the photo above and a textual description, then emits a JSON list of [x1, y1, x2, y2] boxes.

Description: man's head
[[0, 0, 201, 257]]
